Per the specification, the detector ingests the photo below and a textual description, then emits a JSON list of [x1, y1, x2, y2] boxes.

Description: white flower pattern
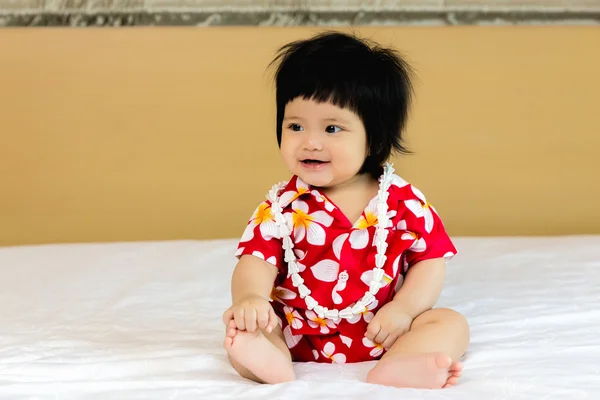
[[322, 342, 347, 364], [347, 299, 379, 324], [283, 325, 302, 349], [350, 197, 397, 249], [310, 259, 340, 282], [283, 306, 304, 329], [251, 250, 277, 265], [311, 190, 336, 212], [240, 202, 279, 243], [278, 178, 310, 208], [362, 337, 384, 358], [360, 269, 393, 289], [271, 286, 297, 303], [405, 186, 434, 233], [288, 199, 333, 245], [306, 310, 337, 334]]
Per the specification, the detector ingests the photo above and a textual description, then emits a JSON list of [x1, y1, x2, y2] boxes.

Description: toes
[[223, 336, 234, 350], [450, 361, 464, 372], [226, 320, 238, 338], [446, 376, 459, 386], [434, 353, 453, 369], [442, 383, 453, 389], [227, 326, 237, 338], [450, 370, 462, 378]]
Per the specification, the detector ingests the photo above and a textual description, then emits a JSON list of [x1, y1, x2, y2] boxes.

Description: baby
[[223, 31, 470, 389]]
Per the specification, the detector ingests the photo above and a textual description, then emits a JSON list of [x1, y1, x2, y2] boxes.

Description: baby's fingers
[[257, 307, 269, 330], [266, 307, 278, 333], [382, 333, 398, 350], [233, 308, 246, 331], [222, 308, 234, 326], [245, 307, 258, 332], [365, 319, 381, 342], [374, 329, 389, 345]]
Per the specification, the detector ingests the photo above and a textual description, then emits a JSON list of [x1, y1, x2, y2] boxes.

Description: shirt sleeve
[[402, 197, 458, 269], [235, 200, 284, 271]]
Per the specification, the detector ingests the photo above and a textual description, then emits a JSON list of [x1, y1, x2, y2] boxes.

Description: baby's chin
[[296, 173, 335, 189]]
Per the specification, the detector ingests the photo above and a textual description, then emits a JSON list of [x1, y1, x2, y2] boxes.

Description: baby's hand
[[222, 295, 278, 333], [365, 301, 414, 350]]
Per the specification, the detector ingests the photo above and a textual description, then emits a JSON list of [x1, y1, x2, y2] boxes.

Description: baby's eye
[[288, 123, 303, 131], [325, 125, 341, 134]]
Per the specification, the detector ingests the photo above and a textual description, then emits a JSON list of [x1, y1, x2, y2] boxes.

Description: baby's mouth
[[301, 159, 327, 165]]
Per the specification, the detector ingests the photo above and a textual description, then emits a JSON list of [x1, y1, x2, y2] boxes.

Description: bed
[[1, 236, 598, 399]]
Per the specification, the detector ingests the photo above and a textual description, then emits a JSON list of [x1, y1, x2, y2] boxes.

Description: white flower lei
[[267, 163, 396, 321]]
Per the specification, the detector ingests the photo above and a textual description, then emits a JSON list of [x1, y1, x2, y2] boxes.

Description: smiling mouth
[[301, 159, 328, 165]]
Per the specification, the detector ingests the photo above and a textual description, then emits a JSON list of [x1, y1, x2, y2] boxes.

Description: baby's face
[[280, 97, 368, 188]]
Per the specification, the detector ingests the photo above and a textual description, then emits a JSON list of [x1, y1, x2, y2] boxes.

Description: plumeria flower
[[239, 202, 279, 242], [392, 255, 405, 291], [340, 335, 353, 348], [310, 259, 340, 283], [405, 186, 434, 233], [271, 286, 297, 304], [278, 178, 310, 207], [390, 174, 409, 189], [288, 199, 333, 245], [293, 248, 308, 273], [311, 190, 336, 212], [350, 198, 396, 249], [306, 310, 337, 334], [283, 325, 302, 349], [401, 231, 426, 253], [321, 342, 346, 364], [347, 299, 379, 324], [444, 251, 456, 260], [362, 337, 384, 358], [312, 350, 319, 360], [251, 250, 277, 265], [410, 237, 427, 252], [283, 306, 304, 329], [396, 219, 407, 230], [361, 269, 393, 289], [332, 233, 349, 260]]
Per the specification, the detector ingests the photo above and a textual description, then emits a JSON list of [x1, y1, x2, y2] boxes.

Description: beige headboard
[[1, 26, 599, 246]]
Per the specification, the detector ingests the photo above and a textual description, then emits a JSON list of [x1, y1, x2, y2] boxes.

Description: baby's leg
[[224, 320, 295, 384], [367, 308, 469, 389]]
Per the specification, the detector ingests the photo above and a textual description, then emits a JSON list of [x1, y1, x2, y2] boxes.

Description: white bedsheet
[[0, 236, 599, 399]]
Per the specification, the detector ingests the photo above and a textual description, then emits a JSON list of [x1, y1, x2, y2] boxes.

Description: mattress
[[0, 236, 599, 399]]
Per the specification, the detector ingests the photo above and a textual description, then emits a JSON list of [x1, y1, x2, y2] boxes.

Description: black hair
[[269, 31, 414, 177]]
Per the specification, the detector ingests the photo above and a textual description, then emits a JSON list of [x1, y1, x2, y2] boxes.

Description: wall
[[2, 1, 600, 27], [1, 26, 599, 246]]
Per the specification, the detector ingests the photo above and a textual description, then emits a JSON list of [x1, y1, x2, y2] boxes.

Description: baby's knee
[[415, 308, 470, 332], [439, 309, 470, 339]]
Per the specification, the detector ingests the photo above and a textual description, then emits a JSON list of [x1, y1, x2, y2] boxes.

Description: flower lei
[[267, 163, 395, 321]]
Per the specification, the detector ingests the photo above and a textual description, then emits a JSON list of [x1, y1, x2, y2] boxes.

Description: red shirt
[[236, 173, 457, 363]]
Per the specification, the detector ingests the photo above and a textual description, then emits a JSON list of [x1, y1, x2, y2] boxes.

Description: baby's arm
[[222, 255, 279, 333], [366, 258, 446, 348], [392, 257, 446, 318]]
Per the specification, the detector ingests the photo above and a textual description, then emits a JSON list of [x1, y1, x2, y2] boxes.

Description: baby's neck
[[321, 173, 379, 198], [320, 173, 380, 225]]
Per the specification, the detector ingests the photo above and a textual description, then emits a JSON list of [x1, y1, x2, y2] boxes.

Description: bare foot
[[223, 320, 295, 384], [366, 352, 464, 389]]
